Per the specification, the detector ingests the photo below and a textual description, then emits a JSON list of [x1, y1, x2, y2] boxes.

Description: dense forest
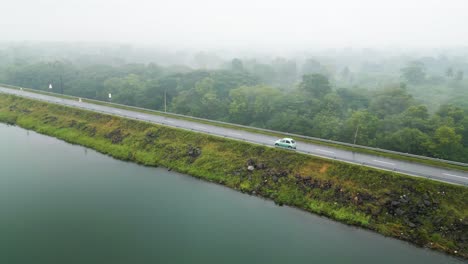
[[1, 43, 467, 162]]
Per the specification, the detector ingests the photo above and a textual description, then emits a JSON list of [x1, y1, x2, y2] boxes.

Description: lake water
[[0, 123, 463, 264]]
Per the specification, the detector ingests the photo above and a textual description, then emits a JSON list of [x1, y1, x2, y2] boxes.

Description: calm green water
[[0, 123, 464, 264]]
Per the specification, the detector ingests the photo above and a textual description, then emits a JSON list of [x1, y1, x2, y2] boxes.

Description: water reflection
[[0, 123, 464, 264]]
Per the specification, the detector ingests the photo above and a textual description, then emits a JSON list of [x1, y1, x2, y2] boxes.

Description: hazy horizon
[[2, 0, 468, 51]]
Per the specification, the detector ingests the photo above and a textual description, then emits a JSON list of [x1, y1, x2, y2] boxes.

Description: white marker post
[[78, 98, 82, 102], [108, 93, 112, 102], [49, 84, 53, 89]]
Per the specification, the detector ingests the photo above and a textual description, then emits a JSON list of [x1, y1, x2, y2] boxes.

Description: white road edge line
[[166, 120, 174, 123], [229, 132, 242, 136], [316, 148, 335, 154], [373, 160, 395, 166], [442, 173, 466, 179]]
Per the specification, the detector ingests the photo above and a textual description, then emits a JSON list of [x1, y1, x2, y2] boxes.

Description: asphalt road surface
[[1, 86, 467, 186]]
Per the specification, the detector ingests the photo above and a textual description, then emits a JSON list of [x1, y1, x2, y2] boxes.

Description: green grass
[[0, 93, 467, 259], [2, 83, 467, 172]]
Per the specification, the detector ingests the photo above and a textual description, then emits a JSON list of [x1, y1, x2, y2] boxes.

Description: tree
[[460, 117, 468, 148], [369, 86, 414, 118], [311, 113, 343, 140], [403, 105, 429, 120], [340, 66, 350, 81], [210, 69, 259, 97], [231, 58, 244, 72], [144, 63, 163, 79], [343, 110, 379, 145], [266, 110, 314, 135], [274, 91, 323, 120], [69, 64, 120, 100], [172, 77, 227, 119], [401, 61, 426, 84], [336, 88, 370, 111], [248, 62, 276, 85], [383, 128, 430, 154], [228, 85, 282, 125], [102, 74, 146, 106], [322, 93, 344, 116], [302, 59, 322, 75], [172, 70, 210, 92], [300, 74, 331, 98], [428, 126, 463, 160], [446, 67, 453, 78], [5, 62, 56, 90], [436, 104, 465, 124], [271, 58, 297, 88], [400, 105, 430, 132], [138, 79, 177, 111]]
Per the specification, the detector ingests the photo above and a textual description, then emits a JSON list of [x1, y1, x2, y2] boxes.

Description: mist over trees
[[1, 43, 467, 162]]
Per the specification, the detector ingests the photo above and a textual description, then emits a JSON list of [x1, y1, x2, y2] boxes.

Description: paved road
[[1, 86, 467, 186]]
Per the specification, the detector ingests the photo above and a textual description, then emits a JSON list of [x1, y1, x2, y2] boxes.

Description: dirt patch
[[297, 161, 329, 178], [319, 164, 330, 173]]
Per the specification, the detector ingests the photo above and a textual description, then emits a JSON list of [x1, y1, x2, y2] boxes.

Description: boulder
[[406, 221, 416, 228], [106, 128, 126, 144], [246, 158, 256, 167], [145, 130, 159, 142], [395, 208, 405, 216], [462, 218, 468, 227], [187, 145, 202, 158]]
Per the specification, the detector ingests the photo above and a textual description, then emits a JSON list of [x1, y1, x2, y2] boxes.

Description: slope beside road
[[0, 86, 467, 186]]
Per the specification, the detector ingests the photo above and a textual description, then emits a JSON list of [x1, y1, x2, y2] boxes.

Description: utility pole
[[353, 125, 360, 145], [164, 89, 167, 113], [59, 74, 64, 94], [48, 61, 64, 94]]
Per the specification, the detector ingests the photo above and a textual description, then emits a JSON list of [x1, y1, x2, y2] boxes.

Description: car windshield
[[291, 140, 295, 143]]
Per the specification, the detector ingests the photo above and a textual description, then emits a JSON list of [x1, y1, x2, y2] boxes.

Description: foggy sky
[[1, 0, 467, 50]]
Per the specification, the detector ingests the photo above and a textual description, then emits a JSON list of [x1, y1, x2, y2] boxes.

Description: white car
[[274, 138, 296, 149]]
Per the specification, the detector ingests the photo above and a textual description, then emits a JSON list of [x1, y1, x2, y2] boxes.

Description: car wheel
[[288, 146, 292, 149], [275, 143, 279, 146]]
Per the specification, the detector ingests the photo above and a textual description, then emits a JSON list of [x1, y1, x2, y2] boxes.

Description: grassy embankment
[[2, 83, 467, 172], [0, 94, 467, 259]]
